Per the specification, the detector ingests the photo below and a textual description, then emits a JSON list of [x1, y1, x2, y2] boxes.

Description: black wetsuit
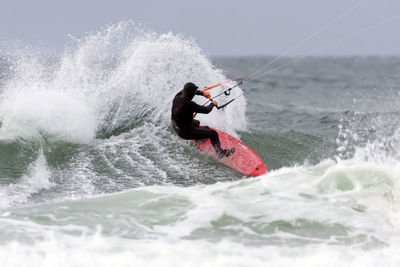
[[171, 83, 227, 156]]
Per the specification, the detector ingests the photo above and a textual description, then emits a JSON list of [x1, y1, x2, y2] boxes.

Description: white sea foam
[[0, 151, 53, 206], [0, 88, 96, 143], [1, 237, 400, 267], [1, 158, 400, 267]]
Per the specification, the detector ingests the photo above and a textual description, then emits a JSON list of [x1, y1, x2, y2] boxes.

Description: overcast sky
[[1, 0, 400, 56]]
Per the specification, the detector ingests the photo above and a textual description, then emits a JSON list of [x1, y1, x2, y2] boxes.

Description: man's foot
[[225, 148, 235, 157], [218, 148, 235, 159]]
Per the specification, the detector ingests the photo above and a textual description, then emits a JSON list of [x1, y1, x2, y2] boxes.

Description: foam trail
[[0, 21, 247, 144]]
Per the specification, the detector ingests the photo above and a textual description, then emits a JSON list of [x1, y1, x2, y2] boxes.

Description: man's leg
[[186, 127, 234, 158]]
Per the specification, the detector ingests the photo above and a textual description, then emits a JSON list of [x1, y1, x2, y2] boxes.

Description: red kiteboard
[[193, 127, 267, 176]]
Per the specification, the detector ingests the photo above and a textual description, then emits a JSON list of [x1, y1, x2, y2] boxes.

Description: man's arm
[[195, 90, 212, 99], [195, 90, 204, 96], [190, 101, 215, 114]]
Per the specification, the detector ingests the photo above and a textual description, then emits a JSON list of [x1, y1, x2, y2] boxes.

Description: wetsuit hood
[[183, 82, 198, 100]]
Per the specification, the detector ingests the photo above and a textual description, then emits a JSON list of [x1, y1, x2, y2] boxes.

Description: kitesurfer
[[171, 82, 235, 158]]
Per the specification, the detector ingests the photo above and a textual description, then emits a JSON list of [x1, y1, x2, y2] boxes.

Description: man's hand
[[212, 100, 218, 106], [203, 91, 211, 99]]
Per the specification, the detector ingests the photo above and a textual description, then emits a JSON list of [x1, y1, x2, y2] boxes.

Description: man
[[171, 82, 235, 158]]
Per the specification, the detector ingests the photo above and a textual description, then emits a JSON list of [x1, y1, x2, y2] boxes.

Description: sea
[[1, 22, 400, 266]]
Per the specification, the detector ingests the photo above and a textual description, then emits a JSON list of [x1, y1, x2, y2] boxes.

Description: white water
[[1, 157, 400, 266]]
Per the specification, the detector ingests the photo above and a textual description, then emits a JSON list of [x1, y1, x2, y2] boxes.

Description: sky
[[1, 0, 400, 56]]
